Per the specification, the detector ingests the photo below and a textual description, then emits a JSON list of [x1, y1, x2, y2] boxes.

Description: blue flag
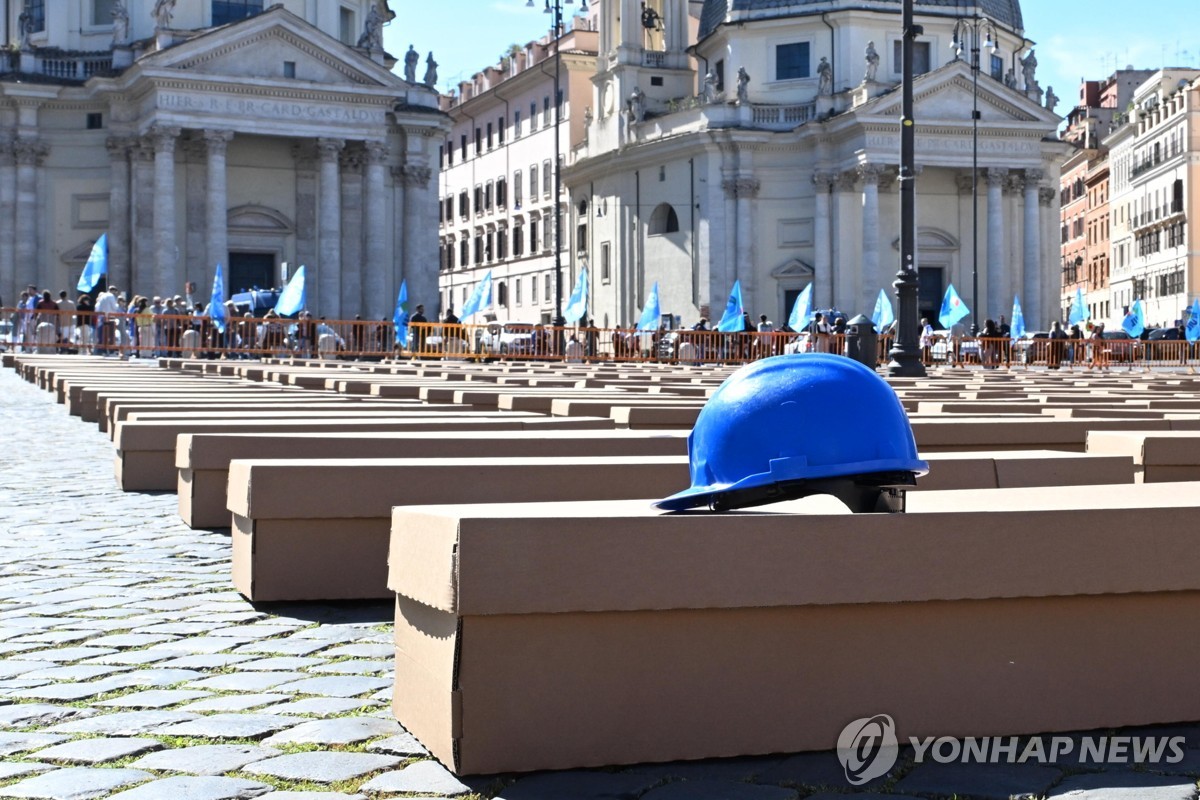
[[274, 265, 306, 316], [209, 264, 227, 334], [788, 284, 814, 332], [1010, 295, 1026, 342], [1122, 299, 1146, 338], [77, 233, 108, 293], [871, 289, 895, 331], [716, 280, 745, 333], [1068, 287, 1087, 326], [460, 270, 493, 319], [392, 280, 410, 348], [563, 267, 588, 324], [636, 282, 661, 331], [1186, 299, 1200, 343], [938, 283, 970, 329]]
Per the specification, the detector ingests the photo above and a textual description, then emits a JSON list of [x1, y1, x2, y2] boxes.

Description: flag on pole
[[1010, 295, 1026, 342], [1068, 287, 1087, 326], [563, 267, 589, 324], [788, 283, 814, 332], [636, 282, 661, 331], [209, 264, 227, 334], [716, 280, 745, 333], [1122, 299, 1146, 338], [460, 270, 494, 319], [871, 288, 895, 331], [1187, 298, 1200, 343], [77, 233, 108, 293], [392, 280, 410, 348], [274, 265, 307, 316], [938, 283, 970, 329]]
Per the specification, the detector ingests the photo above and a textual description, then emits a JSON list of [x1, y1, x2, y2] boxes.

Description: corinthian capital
[[316, 138, 345, 161], [13, 137, 48, 165], [986, 167, 1009, 187], [364, 140, 389, 164], [148, 125, 181, 153], [202, 129, 234, 156]]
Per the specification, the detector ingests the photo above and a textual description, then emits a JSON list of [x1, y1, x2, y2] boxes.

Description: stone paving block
[[178, 694, 290, 713], [207, 626, 298, 640], [95, 689, 214, 709], [263, 698, 382, 717], [0, 763, 55, 781], [9, 646, 117, 662], [0, 661, 57, 678], [0, 767, 154, 799], [307, 659, 391, 675], [230, 639, 332, 656], [270, 675, 391, 698], [140, 637, 258, 655], [359, 760, 473, 795], [130, 744, 283, 776], [33, 737, 162, 764], [256, 794, 366, 800], [154, 654, 255, 670], [84, 633, 179, 648], [319, 643, 392, 659], [243, 751, 400, 783], [8, 630, 94, 645], [104, 775, 273, 800], [82, 650, 182, 666], [6, 675, 141, 701], [895, 761, 1062, 799], [261, 716, 402, 746], [18, 664, 131, 681], [0, 702, 93, 730], [47, 710, 200, 736], [184, 672, 308, 692], [1046, 771, 1199, 799], [152, 713, 299, 740], [0, 732, 69, 756], [640, 780, 799, 800], [129, 623, 223, 636], [236, 657, 325, 672], [496, 771, 661, 800], [365, 731, 429, 757]]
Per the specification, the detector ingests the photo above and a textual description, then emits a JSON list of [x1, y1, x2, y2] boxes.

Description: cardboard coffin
[[388, 483, 1200, 774], [1088, 430, 1200, 482]]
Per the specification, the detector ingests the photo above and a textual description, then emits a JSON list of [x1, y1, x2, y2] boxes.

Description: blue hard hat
[[656, 354, 928, 511]]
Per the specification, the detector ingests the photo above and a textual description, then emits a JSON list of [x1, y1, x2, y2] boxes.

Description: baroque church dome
[[699, 0, 1024, 41]]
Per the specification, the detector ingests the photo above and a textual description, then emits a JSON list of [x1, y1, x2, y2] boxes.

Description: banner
[[563, 267, 588, 324], [393, 280, 410, 348], [716, 280, 745, 333], [871, 288, 895, 331], [636, 282, 661, 331], [77, 233, 108, 293], [460, 270, 494, 319], [210, 264, 227, 334], [274, 265, 307, 316], [938, 283, 970, 329]]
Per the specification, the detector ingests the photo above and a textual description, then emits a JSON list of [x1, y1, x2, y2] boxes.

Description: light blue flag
[[392, 280, 410, 348], [1186, 299, 1200, 343], [636, 282, 661, 331], [460, 270, 494, 319], [1068, 287, 1087, 326], [1122, 299, 1146, 338], [209, 264, 227, 334], [871, 288, 895, 331], [788, 283, 814, 332], [1010, 295, 1026, 342], [716, 280, 745, 333], [77, 233, 108, 292], [563, 267, 588, 324], [938, 283, 970, 329], [274, 265, 306, 316]]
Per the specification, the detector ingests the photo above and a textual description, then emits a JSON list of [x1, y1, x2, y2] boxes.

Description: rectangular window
[[892, 41, 931, 76], [775, 42, 810, 81], [513, 170, 523, 207], [530, 102, 537, 129], [530, 220, 539, 253], [446, 139, 453, 166], [576, 223, 587, 253], [496, 178, 507, 208], [543, 215, 553, 250], [714, 60, 725, 91], [213, 0, 264, 26], [542, 160, 552, 195], [531, 275, 538, 303], [514, 225, 524, 257], [460, 134, 467, 161], [601, 241, 611, 282], [86, 113, 103, 130], [486, 122, 494, 149], [990, 54, 1003, 81], [459, 240, 469, 265], [516, 278, 523, 305], [544, 273, 551, 301], [473, 186, 482, 215], [338, 7, 355, 45], [514, 110, 522, 138], [27, 0, 45, 31], [485, 181, 493, 211], [497, 116, 505, 145], [475, 128, 482, 155], [497, 229, 508, 260], [458, 191, 468, 219], [530, 166, 538, 199], [92, 0, 116, 26], [283, 61, 296, 79]]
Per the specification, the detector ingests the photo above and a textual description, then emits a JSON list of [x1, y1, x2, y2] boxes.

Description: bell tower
[[597, 0, 694, 107]]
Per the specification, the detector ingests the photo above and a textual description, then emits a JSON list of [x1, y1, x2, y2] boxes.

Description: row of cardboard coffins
[[12, 353, 1200, 775]]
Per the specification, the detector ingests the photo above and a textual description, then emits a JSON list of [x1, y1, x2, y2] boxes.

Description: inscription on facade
[[159, 93, 380, 124], [865, 134, 1040, 155]]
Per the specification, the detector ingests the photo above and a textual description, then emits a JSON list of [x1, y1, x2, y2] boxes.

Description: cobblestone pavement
[[3, 367, 1200, 800]]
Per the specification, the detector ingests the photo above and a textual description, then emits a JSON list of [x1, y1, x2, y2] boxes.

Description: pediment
[[61, 239, 100, 264], [228, 205, 293, 233], [771, 259, 814, 280], [862, 62, 1059, 126], [137, 8, 399, 89]]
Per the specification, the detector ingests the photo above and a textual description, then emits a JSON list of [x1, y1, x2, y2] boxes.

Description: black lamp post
[[951, 13, 995, 335], [887, 0, 926, 377], [527, 0, 587, 339]]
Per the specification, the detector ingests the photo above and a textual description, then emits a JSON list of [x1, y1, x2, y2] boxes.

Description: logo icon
[[837, 714, 899, 786]]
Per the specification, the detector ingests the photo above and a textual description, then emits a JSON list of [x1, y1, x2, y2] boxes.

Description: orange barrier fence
[[2, 308, 1196, 370]]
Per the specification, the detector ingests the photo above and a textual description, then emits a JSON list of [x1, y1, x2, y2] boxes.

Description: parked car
[[229, 289, 283, 319], [479, 322, 536, 356]]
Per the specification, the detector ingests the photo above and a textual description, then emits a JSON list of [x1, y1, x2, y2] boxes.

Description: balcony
[[0, 49, 114, 82], [643, 50, 666, 68]]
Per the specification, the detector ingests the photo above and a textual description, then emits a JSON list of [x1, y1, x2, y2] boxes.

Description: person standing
[[409, 303, 428, 354], [93, 285, 120, 354], [757, 313, 775, 357], [1047, 321, 1068, 370]]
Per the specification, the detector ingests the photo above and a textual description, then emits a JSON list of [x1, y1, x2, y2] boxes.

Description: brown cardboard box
[[388, 483, 1200, 774], [1088, 430, 1200, 482]]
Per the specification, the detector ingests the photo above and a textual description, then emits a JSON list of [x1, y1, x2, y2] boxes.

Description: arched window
[[648, 202, 680, 235]]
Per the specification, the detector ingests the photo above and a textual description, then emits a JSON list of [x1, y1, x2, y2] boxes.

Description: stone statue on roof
[[112, 0, 130, 45], [404, 45, 419, 83], [358, 4, 384, 50], [423, 53, 439, 88], [817, 57, 832, 96], [152, 0, 176, 29], [736, 67, 750, 105], [864, 41, 880, 83]]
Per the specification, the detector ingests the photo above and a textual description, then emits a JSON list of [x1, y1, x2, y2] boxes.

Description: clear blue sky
[[384, 0, 1200, 109]]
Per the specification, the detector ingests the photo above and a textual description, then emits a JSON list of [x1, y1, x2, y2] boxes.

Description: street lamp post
[[951, 13, 995, 335], [527, 0, 586, 342]]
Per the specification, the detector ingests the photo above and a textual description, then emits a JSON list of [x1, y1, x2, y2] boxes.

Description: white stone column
[[1040, 187, 1058, 328], [832, 172, 859, 311], [390, 165, 407, 304], [316, 138, 344, 317], [363, 141, 389, 319], [0, 137, 16, 305], [734, 176, 759, 302], [14, 137, 46, 295], [812, 171, 834, 310], [293, 144, 318, 282], [105, 136, 133, 294], [986, 167, 1008, 321], [401, 163, 435, 313], [859, 163, 882, 315], [340, 145, 364, 319], [1022, 169, 1043, 327], [720, 176, 737, 292], [132, 142, 155, 295], [204, 130, 233, 276], [182, 138, 207, 288], [151, 125, 181, 299]]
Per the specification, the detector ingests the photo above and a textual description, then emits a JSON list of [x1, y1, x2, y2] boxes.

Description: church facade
[[565, 0, 1069, 331], [0, 1, 449, 319]]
